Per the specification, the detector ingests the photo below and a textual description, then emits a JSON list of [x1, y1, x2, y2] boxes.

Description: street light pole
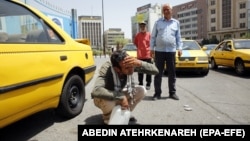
[[102, 0, 106, 56]]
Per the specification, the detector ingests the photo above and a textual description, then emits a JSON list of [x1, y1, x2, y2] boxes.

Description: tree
[[241, 32, 250, 39], [114, 36, 128, 50], [209, 36, 219, 44], [201, 38, 209, 45]]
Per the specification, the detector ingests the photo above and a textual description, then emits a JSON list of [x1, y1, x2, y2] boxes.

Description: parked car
[[165, 39, 209, 76], [122, 43, 137, 58], [209, 39, 250, 75], [202, 44, 217, 62], [0, 0, 96, 128]]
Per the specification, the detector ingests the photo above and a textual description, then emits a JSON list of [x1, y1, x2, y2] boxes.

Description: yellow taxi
[[0, 0, 96, 128], [165, 39, 209, 76], [122, 43, 137, 58], [210, 39, 250, 75]]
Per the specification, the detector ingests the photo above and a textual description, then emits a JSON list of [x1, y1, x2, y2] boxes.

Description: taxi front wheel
[[56, 75, 85, 118], [210, 58, 218, 69]]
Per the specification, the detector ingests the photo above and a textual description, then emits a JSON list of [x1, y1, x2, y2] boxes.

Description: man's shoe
[[169, 94, 179, 100], [152, 95, 161, 101], [129, 116, 137, 122], [146, 85, 150, 90]]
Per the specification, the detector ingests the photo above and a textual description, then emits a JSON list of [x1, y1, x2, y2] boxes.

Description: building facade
[[132, 0, 250, 42], [104, 28, 124, 51], [131, 3, 162, 41], [78, 16, 102, 49], [172, 0, 208, 40], [207, 0, 250, 41], [131, 1, 208, 41]]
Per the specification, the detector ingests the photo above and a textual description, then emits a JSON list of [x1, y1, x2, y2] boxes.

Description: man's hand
[[150, 50, 155, 59], [119, 96, 129, 110], [123, 56, 142, 67], [177, 50, 182, 57]]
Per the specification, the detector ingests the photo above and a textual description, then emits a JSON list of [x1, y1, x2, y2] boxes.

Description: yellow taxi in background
[[122, 43, 137, 58], [210, 39, 250, 75], [0, 0, 96, 128], [165, 39, 209, 76]]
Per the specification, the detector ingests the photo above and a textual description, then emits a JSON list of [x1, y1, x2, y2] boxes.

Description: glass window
[[222, 0, 231, 28], [0, 1, 62, 43]]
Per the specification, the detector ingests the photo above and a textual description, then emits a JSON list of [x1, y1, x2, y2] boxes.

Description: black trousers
[[154, 51, 176, 97], [138, 58, 152, 86]]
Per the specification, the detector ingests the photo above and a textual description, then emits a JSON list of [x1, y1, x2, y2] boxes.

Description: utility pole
[[102, 0, 106, 56]]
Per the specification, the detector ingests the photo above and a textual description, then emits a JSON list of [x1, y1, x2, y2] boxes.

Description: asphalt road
[[1, 55, 250, 140]]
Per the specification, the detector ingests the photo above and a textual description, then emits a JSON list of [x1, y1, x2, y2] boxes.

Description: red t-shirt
[[134, 32, 151, 59]]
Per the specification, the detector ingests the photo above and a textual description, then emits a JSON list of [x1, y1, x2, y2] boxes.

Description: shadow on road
[[211, 67, 250, 78], [0, 109, 71, 141]]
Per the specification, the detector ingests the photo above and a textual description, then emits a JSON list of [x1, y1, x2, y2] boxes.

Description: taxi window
[[0, 0, 62, 43], [182, 41, 200, 50], [216, 42, 225, 51], [234, 40, 250, 49]]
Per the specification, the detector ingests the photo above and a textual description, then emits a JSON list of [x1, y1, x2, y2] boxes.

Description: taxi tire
[[235, 59, 245, 76], [210, 58, 218, 69], [56, 75, 85, 118], [200, 69, 209, 76]]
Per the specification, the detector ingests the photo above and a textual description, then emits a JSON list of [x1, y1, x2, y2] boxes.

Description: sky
[[57, 0, 191, 38]]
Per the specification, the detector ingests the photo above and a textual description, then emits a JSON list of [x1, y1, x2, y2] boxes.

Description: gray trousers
[[93, 85, 146, 124]]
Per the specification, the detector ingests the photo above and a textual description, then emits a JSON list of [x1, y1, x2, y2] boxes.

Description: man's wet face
[[119, 60, 134, 75]]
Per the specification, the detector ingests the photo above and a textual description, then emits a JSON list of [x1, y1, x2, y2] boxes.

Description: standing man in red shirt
[[134, 21, 152, 90]]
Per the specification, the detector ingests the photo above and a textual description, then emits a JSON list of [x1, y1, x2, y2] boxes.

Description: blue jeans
[[154, 51, 176, 97]]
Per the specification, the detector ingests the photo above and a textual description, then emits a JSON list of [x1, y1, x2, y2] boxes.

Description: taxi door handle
[[60, 56, 67, 61]]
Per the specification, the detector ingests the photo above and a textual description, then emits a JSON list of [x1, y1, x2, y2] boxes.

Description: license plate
[[178, 63, 195, 66]]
